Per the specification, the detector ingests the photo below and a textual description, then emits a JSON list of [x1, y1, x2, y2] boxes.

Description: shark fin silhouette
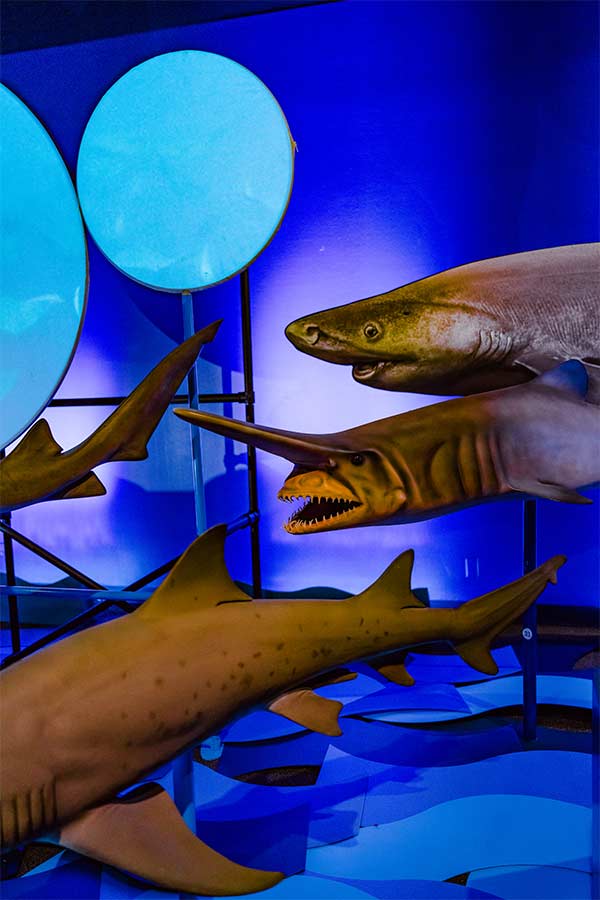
[[93, 321, 222, 464], [452, 555, 566, 674], [9, 419, 63, 460], [354, 549, 425, 610], [58, 783, 283, 896], [52, 472, 106, 501], [269, 689, 343, 736], [139, 525, 251, 618]]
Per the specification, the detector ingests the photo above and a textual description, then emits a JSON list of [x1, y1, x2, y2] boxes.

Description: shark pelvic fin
[[452, 555, 566, 675], [9, 419, 63, 460], [269, 689, 343, 736], [354, 549, 425, 609], [139, 525, 251, 618], [508, 478, 592, 505], [52, 472, 107, 501], [58, 783, 284, 896], [367, 651, 416, 686]]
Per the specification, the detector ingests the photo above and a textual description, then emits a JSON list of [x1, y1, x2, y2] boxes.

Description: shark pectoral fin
[[367, 652, 415, 686], [8, 419, 63, 461], [537, 360, 589, 396], [52, 472, 107, 501], [509, 478, 592, 504], [269, 689, 343, 736], [139, 525, 251, 618], [58, 783, 284, 896]]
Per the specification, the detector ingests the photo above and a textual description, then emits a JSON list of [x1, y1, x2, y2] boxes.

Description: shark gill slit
[[457, 432, 481, 498], [475, 430, 500, 496], [1, 779, 58, 847]]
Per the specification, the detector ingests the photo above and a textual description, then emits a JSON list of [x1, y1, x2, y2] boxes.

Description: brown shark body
[[176, 362, 598, 534], [285, 244, 600, 400], [0, 525, 564, 893], [0, 321, 221, 514]]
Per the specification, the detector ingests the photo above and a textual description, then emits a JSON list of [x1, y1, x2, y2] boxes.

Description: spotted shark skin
[[0, 525, 564, 893], [0, 321, 221, 514], [175, 362, 598, 534], [285, 244, 600, 401]]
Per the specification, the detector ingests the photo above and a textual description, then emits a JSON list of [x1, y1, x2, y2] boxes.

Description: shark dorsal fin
[[139, 525, 251, 617], [354, 549, 425, 609], [10, 419, 63, 460], [534, 360, 588, 397]]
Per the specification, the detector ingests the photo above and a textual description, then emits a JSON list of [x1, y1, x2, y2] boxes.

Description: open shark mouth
[[279, 493, 363, 533]]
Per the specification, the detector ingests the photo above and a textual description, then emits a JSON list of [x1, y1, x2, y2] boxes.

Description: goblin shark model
[[286, 244, 600, 401], [176, 362, 598, 534], [0, 321, 220, 514], [0, 524, 563, 894]]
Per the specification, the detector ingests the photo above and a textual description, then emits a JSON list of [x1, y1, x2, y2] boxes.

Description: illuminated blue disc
[[77, 51, 295, 292], [0, 85, 87, 451]]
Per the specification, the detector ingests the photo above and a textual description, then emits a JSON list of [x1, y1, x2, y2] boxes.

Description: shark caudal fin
[[452, 555, 566, 674], [59, 784, 284, 896], [138, 524, 251, 618], [88, 321, 222, 464], [353, 549, 426, 610]]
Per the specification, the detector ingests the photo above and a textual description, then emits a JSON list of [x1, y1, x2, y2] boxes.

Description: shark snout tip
[[285, 317, 320, 347]]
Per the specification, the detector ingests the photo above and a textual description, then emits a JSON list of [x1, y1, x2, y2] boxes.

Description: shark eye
[[350, 454, 365, 466], [363, 323, 379, 339]]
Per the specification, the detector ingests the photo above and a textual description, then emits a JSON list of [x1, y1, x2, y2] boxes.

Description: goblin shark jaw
[[278, 486, 363, 533], [277, 472, 363, 534]]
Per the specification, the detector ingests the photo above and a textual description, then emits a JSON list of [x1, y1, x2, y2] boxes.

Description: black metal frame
[[0, 272, 262, 666]]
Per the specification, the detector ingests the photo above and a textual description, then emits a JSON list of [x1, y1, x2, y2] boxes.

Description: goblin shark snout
[[286, 318, 321, 348]]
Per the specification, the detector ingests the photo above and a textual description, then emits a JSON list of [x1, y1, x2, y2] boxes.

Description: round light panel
[[77, 51, 295, 292], [0, 85, 88, 451]]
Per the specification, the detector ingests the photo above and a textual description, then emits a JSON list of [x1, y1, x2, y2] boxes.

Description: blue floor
[[1, 638, 596, 900]]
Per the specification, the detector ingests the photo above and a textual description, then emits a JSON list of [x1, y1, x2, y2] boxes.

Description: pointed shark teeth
[[279, 493, 362, 533]]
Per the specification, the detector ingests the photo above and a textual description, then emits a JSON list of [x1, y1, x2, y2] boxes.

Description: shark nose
[[296, 471, 327, 490], [286, 319, 321, 347]]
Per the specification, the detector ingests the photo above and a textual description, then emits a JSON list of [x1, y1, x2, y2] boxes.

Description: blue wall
[[2, 0, 598, 606]]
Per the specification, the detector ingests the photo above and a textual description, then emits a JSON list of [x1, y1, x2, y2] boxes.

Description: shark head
[[285, 276, 511, 393], [174, 410, 408, 533]]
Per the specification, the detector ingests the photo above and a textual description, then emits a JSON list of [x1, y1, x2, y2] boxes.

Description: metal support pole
[[0, 520, 104, 590], [522, 498, 538, 741], [0, 512, 20, 654], [240, 268, 262, 597], [592, 670, 599, 896], [182, 291, 207, 536]]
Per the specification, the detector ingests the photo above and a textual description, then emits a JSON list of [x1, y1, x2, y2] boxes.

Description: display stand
[[0, 270, 262, 667]]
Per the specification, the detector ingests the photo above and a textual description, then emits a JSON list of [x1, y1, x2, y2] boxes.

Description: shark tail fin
[[88, 321, 222, 464], [452, 555, 566, 674], [353, 549, 426, 610], [59, 783, 284, 896], [138, 524, 251, 618]]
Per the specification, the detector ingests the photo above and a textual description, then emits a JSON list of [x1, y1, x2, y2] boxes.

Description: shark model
[[0, 321, 221, 514], [176, 361, 599, 534], [285, 244, 600, 401], [0, 524, 564, 894]]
